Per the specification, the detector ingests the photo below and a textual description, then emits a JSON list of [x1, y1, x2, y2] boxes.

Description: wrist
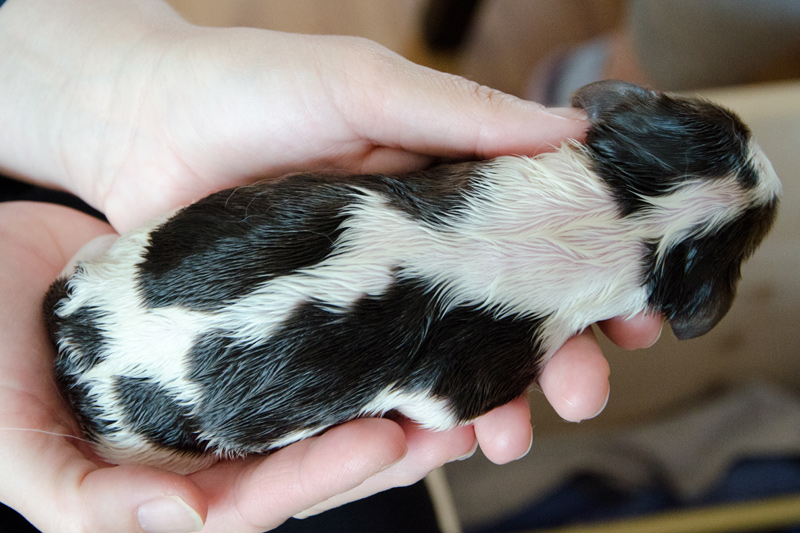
[[0, 0, 188, 208]]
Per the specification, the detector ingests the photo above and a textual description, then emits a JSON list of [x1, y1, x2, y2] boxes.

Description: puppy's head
[[572, 80, 781, 340]]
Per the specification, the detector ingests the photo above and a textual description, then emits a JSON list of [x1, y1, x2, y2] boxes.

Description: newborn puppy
[[44, 81, 781, 474]]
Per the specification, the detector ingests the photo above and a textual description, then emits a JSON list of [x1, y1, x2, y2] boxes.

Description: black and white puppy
[[44, 81, 781, 474]]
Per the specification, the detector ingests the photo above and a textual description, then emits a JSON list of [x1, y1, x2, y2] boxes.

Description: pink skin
[[0, 0, 663, 530]]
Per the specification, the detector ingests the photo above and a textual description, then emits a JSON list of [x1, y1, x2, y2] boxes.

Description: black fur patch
[[137, 167, 478, 311], [406, 305, 546, 421], [42, 276, 70, 344], [187, 277, 545, 451], [46, 281, 110, 374], [645, 200, 779, 335], [582, 91, 758, 216], [137, 176, 353, 310], [56, 374, 114, 441], [55, 307, 109, 372], [353, 161, 479, 228], [186, 279, 434, 449], [114, 376, 210, 455]]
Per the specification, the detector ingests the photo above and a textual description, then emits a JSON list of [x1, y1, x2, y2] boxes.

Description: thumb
[[70, 465, 207, 533], [340, 46, 588, 160], [5, 437, 208, 533]]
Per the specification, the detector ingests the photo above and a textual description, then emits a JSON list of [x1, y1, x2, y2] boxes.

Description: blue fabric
[[470, 456, 800, 533]]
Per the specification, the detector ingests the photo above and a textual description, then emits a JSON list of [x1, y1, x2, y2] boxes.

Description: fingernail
[[448, 440, 479, 463], [586, 388, 611, 421], [137, 496, 204, 533], [294, 501, 324, 520], [645, 321, 665, 348], [294, 510, 313, 520], [520, 432, 533, 460], [546, 107, 588, 121]]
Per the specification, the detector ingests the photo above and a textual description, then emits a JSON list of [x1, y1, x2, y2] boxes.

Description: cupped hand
[[1, 0, 662, 423], [0, 201, 659, 532], [0, 0, 662, 530], [0, 202, 466, 533], [1, 0, 585, 232]]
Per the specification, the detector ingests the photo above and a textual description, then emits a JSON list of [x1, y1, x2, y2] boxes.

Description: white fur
[[749, 141, 782, 204], [54, 138, 775, 472], [359, 385, 459, 430]]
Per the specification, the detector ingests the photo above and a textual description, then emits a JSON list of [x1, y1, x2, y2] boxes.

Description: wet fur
[[44, 81, 780, 474]]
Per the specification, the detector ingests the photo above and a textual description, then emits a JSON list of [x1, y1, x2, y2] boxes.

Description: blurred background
[[166, 1, 800, 531]]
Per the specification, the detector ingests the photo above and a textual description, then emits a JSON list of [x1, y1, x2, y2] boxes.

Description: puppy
[[44, 81, 781, 474]]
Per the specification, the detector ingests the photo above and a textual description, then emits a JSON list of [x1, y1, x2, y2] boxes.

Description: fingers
[[539, 328, 611, 422], [192, 418, 407, 532], [473, 396, 533, 465], [598, 311, 664, 350], [538, 312, 664, 422], [77, 466, 207, 533], [230, 397, 532, 524], [328, 40, 588, 161], [0, 404, 207, 533], [350, 146, 439, 176], [293, 399, 535, 518], [286, 418, 475, 520]]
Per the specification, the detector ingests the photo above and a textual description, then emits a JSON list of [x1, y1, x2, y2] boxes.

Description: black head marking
[[573, 80, 779, 339], [647, 202, 778, 339], [571, 80, 654, 123], [572, 79, 759, 216]]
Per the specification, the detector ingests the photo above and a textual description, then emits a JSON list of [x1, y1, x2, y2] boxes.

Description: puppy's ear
[[669, 285, 734, 340], [570, 80, 654, 122]]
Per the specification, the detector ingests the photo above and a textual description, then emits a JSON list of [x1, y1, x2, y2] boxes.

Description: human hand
[[0, 0, 589, 232], [0, 0, 661, 530], [1, 0, 662, 418], [0, 202, 659, 533], [0, 202, 470, 533]]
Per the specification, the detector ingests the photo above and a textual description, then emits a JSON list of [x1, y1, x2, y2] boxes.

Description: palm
[[0, 9, 662, 529], [69, 32, 422, 231], [0, 202, 483, 532], [0, 203, 112, 527], [57, 30, 585, 232]]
